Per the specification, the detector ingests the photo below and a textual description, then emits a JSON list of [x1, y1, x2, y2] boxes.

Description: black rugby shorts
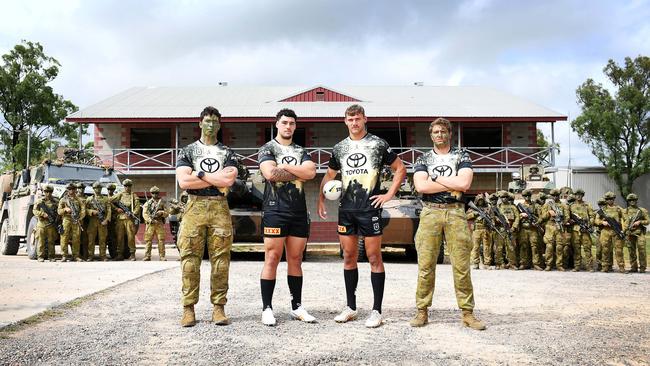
[[262, 210, 310, 238], [337, 209, 383, 237]]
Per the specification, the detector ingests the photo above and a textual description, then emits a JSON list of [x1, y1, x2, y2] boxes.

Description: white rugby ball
[[323, 180, 342, 201]]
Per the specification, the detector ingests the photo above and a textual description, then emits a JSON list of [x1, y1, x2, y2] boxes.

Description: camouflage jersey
[[176, 140, 238, 196], [258, 139, 312, 213], [624, 206, 649, 236], [328, 133, 397, 212], [413, 147, 472, 203]]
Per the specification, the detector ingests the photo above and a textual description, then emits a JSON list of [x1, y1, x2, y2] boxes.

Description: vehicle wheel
[[0, 217, 20, 255], [25, 217, 38, 260], [405, 245, 417, 261], [357, 236, 368, 262]]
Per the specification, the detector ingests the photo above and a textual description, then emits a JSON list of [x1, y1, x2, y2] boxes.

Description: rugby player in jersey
[[317, 104, 406, 328], [257, 109, 317, 326], [175, 106, 238, 327], [408, 117, 485, 330]]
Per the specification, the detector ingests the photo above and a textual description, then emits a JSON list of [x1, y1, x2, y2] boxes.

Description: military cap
[[122, 179, 133, 186], [76, 182, 85, 189], [66, 183, 77, 190], [92, 182, 102, 189], [604, 191, 616, 199], [597, 198, 606, 206], [42, 184, 54, 192], [107, 183, 117, 190], [522, 189, 532, 197], [626, 193, 638, 201], [549, 189, 561, 196], [574, 188, 585, 195], [150, 186, 160, 193], [489, 193, 498, 201]]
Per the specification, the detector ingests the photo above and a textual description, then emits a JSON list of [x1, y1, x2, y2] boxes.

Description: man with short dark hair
[[257, 108, 317, 326], [318, 104, 406, 328], [176, 106, 238, 327]]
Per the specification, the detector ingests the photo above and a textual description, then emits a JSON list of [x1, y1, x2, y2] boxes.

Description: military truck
[[508, 164, 555, 198], [0, 161, 122, 259]]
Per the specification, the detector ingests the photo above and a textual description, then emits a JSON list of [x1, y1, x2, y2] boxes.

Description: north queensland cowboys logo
[[347, 153, 367, 168], [433, 165, 453, 177], [200, 158, 221, 173], [281, 156, 298, 165]]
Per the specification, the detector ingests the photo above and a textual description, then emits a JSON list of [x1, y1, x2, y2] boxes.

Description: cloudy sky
[[1, 0, 649, 166]]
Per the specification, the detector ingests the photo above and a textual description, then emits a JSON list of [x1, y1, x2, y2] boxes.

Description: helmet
[[561, 186, 573, 195], [604, 191, 616, 200], [522, 189, 532, 197], [474, 195, 485, 203], [107, 183, 117, 191], [122, 179, 133, 186], [566, 194, 576, 203], [597, 198, 606, 206], [66, 183, 77, 190], [626, 193, 638, 201], [550, 189, 561, 197], [574, 188, 585, 195], [498, 190, 508, 198], [76, 182, 85, 189], [42, 185, 54, 192], [507, 192, 515, 200], [489, 193, 498, 201], [181, 191, 189, 197], [150, 186, 160, 193], [92, 182, 102, 189]]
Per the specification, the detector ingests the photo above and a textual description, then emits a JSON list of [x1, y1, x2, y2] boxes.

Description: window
[[130, 128, 172, 152], [265, 127, 306, 147], [463, 127, 501, 152], [367, 127, 407, 149]]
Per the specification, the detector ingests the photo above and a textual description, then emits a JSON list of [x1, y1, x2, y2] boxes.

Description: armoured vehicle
[[0, 161, 122, 259], [508, 164, 555, 199]]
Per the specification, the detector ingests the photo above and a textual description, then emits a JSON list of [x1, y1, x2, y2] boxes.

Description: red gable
[[279, 86, 361, 102]]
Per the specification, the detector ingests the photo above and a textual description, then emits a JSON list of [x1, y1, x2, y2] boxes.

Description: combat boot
[[472, 264, 479, 270], [129, 254, 136, 261], [409, 309, 428, 327], [557, 267, 566, 272], [461, 310, 486, 331], [38, 258, 45, 262], [180, 305, 196, 327], [160, 257, 167, 261], [533, 265, 543, 271], [143, 257, 151, 262], [544, 266, 551, 271], [629, 266, 638, 273], [212, 305, 230, 325], [640, 268, 646, 273], [113, 255, 123, 261]]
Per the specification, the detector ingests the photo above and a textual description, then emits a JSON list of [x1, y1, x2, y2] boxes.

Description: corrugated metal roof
[[67, 85, 566, 120]]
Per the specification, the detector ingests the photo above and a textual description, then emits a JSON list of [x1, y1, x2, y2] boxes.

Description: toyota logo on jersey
[[281, 156, 298, 165], [433, 165, 453, 177], [199, 157, 221, 173], [345, 153, 368, 175]]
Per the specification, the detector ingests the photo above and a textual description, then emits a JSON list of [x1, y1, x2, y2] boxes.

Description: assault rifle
[[147, 198, 164, 224], [491, 205, 513, 242], [64, 197, 83, 231], [570, 212, 594, 234], [467, 201, 504, 239], [91, 196, 107, 222], [115, 200, 140, 225], [516, 203, 543, 234], [38, 201, 64, 234], [548, 200, 564, 233], [624, 209, 643, 236], [595, 208, 625, 240]]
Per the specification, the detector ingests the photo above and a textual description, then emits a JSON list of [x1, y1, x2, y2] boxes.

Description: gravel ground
[[0, 252, 649, 365]]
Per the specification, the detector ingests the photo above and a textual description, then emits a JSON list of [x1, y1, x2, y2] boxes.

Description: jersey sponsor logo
[[346, 153, 367, 168], [373, 222, 380, 232], [199, 157, 221, 173], [337, 225, 347, 233], [371, 216, 379, 222], [281, 156, 298, 165], [264, 227, 281, 235], [433, 165, 453, 177]]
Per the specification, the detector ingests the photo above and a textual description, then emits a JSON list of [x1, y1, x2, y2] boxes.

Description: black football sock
[[343, 268, 359, 310], [260, 279, 276, 310], [287, 275, 303, 310], [371, 271, 385, 313]]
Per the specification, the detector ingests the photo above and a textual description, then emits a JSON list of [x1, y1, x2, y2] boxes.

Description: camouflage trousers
[[61, 218, 82, 258], [493, 229, 507, 266], [505, 230, 518, 268], [571, 230, 593, 270], [627, 234, 647, 271], [144, 221, 166, 259], [179, 197, 233, 307], [414, 205, 474, 311], [518, 227, 540, 268], [543, 224, 566, 269], [470, 227, 491, 265], [37, 223, 58, 259], [116, 218, 137, 257], [86, 217, 108, 259], [600, 228, 624, 270]]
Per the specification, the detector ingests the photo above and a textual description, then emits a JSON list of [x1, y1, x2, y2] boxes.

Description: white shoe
[[365, 310, 383, 328], [290, 306, 316, 323], [261, 307, 276, 326], [334, 306, 358, 323]]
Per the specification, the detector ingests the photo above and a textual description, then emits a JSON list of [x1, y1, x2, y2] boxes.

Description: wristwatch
[[196, 171, 205, 179], [430, 173, 438, 182]]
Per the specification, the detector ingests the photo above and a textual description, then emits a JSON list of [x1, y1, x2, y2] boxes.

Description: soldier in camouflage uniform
[[467, 195, 493, 270], [57, 183, 87, 262], [517, 189, 542, 270], [624, 193, 648, 273], [176, 106, 238, 327], [32, 185, 59, 262], [111, 179, 141, 261], [409, 118, 485, 330], [143, 186, 168, 261], [487, 193, 501, 269], [534, 192, 548, 266], [86, 182, 112, 261], [499, 192, 520, 269], [594, 191, 627, 273], [594, 198, 607, 271], [106, 183, 118, 258], [569, 189, 595, 272], [540, 189, 570, 271], [490, 192, 509, 269]]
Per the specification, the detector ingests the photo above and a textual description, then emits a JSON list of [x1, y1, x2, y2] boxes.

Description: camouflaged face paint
[[200, 115, 221, 139]]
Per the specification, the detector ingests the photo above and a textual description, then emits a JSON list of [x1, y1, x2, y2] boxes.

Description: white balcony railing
[[88, 146, 556, 173]]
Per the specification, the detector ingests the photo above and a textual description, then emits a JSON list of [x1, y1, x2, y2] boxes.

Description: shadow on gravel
[[229, 249, 416, 263]]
